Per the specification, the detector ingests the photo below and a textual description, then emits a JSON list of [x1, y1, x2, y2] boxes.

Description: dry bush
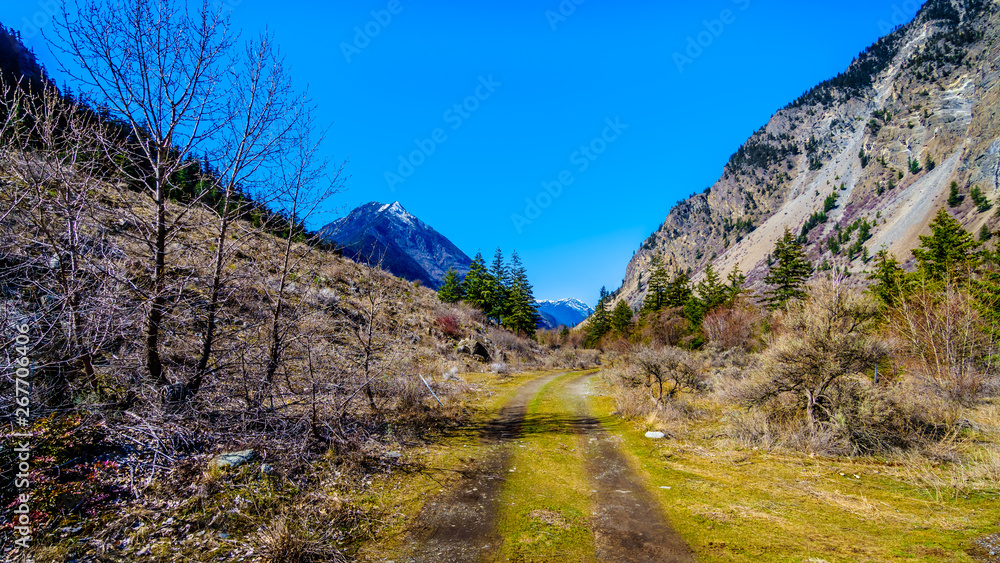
[[641, 308, 690, 347], [724, 409, 781, 450], [542, 347, 600, 370], [256, 513, 348, 563], [744, 282, 886, 431], [886, 284, 998, 405], [604, 363, 702, 431], [632, 345, 704, 403], [487, 326, 539, 364], [702, 303, 763, 351], [702, 348, 757, 403]]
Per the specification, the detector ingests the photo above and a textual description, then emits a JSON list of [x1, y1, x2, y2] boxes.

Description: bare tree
[[253, 111, 343, 407], [52, 0, 233, 386], [633, 345, 701, 404], [0, 81, 116, 406], [336, 259, 403, 415], [193, 33, 300, 396]]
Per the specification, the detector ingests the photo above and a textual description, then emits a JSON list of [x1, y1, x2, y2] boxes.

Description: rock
[[259, 463, 275, 475], [644, 431, 666, 439], [210, 450, 257, 470], [457, 338, 491, 362], [385, 451, 402, 459]]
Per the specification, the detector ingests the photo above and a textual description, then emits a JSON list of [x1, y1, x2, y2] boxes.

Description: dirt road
[[391, 371, 694, 562]]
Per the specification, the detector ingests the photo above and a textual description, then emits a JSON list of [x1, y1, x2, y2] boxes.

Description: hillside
[[0, 24, 45, 89], [614, 0, 999, 308], [319, 201, 472, 289]]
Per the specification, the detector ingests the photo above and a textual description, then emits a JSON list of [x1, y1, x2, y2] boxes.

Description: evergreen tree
[[725, 266, 747, 305], [642, 254, 671, 314], [867, 247, 905, 307], [947, 181, 964, 207], [585, 286, 611, 347], [697, 264, 727, 311], [763, 228, 814, 309], [610, 300, 634, 336], [503, 251, 540, 337], [437, 267, 465, 303], [911, 209, 980, 283], [665, 270, 693, 309], [462, 252, 493, 312], [487, 247, 509, 323]]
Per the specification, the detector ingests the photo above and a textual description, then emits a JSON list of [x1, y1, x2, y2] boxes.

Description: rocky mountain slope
[[319, 201, 471, 289], [614, 0, 999, 309], [536, 298, 594, 329]]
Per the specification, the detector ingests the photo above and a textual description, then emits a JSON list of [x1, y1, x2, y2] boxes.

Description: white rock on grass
[[644, 431, 666, 439]]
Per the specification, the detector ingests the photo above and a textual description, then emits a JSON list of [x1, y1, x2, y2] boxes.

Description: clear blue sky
[[2, 0, 923, 306]]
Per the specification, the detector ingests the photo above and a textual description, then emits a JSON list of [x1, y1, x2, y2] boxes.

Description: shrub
[[886, 284, 997, 405], [641, 308, 690, 347], [744, 282, 887, 432], [631, 346, 704, 404], [435, 314, 461, 339], [702, 304, 763, 351]]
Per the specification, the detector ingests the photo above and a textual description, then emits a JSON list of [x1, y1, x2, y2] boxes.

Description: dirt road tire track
[[568, 372, 696, 563], [399, 371, 567, 563], [393, 370, 695, 562]]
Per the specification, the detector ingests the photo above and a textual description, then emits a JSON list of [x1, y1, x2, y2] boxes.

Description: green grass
[[495, 372, 599, 562], [587, 387, 999, 562], [357, 369, 593, 561]]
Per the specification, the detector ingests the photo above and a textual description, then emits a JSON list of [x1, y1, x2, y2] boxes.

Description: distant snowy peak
[[535, 298, 594, 329], [375, 201, 419, 227], [318, 201, 470, 289]]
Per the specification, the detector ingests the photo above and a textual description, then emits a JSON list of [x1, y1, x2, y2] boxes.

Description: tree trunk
[[147, 160, 168, 386]]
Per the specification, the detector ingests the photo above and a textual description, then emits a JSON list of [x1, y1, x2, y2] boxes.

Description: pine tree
[[697, 264, 727, 311], [437, 267, 465, 303], [763, 228, 814, 309], [642, 254, 671, 315], [462, 252, 493, 312], [503, 251, 540, 337], [911, 208, 980, 283], [487, 247, 509, 324], [610, 300, 634, 336], [666, 271, 693, 309], [725, 266, 747, 305], [585, 287, 612, 347], [867, 248, 905, 307], [947, 181, 964, 208]]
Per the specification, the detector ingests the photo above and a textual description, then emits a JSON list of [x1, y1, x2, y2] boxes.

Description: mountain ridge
[[612, 0, 998, 309], [536, 298, 594, 329], [319, 201, 472, 289]]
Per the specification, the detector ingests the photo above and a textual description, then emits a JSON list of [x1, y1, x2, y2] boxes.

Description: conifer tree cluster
[[584, 254, 747, 348], [868, 208, 996, 312], [437, 247, 541, 337]]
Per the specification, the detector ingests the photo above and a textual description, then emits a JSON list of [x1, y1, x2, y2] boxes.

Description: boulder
[[644, 431, 666, 439], [457, 338, 491, 362], [210, 450, 257, 470]]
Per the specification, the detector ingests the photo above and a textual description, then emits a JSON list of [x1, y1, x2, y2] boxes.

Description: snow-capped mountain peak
[[318, 202, 470, 289], [535, 298, 594, 329]]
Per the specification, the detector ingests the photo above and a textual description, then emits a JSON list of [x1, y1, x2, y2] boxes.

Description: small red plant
[[435, 314, 461, 338]]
